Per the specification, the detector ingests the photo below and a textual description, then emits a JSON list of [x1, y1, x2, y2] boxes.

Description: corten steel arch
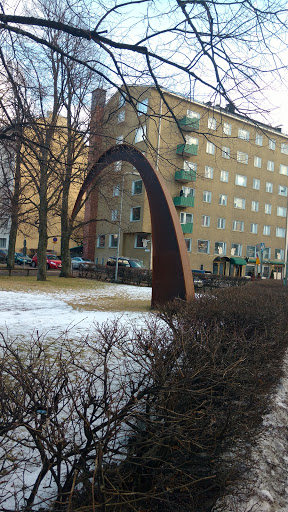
[[72, 143, 194, 306]]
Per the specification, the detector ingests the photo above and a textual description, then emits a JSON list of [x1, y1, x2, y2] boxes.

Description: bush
[[1, 283, 288, 511]]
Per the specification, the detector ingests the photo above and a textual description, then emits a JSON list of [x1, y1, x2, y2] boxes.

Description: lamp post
[[284, 202, 288, 285]]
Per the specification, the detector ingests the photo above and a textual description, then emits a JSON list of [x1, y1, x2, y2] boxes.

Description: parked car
[[193, 276, 204, 289], [71, 257, 95, 270], [31, 254, 62, 269], [106, 256, 146, 268], [0, 249, 8, 263], [15, 252, 32, 265]]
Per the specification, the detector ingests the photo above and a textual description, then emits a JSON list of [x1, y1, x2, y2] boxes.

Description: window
[[215, 241, 226, 255], [130, 206, 141, 221], [222, 146, 230, 159], [255, 133, 263, 146], [220, 170, 229, 182], [237, 151, 248, 164], [280, 164, 288, 176], [118, 110, 125, 123], [183, 160, 197, 172], [267, 160, 274, 172], [276, 227, 286, 238], [263, 225, 271, 236], [187, 109, 200, 120], [238, 128, 249, 140], [250, 223, 258, 234], [135, 125, 146, 143], [202, 215, 210, 227], [231, 243, 242, 256], [132, 180, 143, 195], [137, 97, 148, 116], [119, 93, 126, 108], [275, 248, 284, 260], [266, 182, 273, 193], [203, 190, 212, 203], [279, 185, 288, 196], [113, 184, 120, 197], [109, 234, 118, 248], [184, 238, 192, 252], [235, 174, 247, 187], [204, 166, 213, 179], [135, 234, 146, 248], [197, 239, 210, 253], [269, 138, 276, 150], [251, 200, 259, 212], [247, 245, 256, 258], [234, 197, 246, 209], [185, 135, 199, 145], [254, 156, 262, 168], [114, 161, 122, 172], [206, 141, 215, 154], [208, 117, 216, 130], [217, 217, 226, 229], [223, 122, 232, 136], [116, 135, 123, 144], [111, 209, 118, 221], [277, 206, 287, 217], [0, 237, 7, 248], [219, 194, 227, 206], [97, 234, 105, 248], [232, 220, 244, 232], [265, 203, 272, 215], [253, 178, 260, 190], [263, 248, 271, 260], [281, 143, 288, 154], [181, 186, 195, 198], [180, 212, 193, 224]]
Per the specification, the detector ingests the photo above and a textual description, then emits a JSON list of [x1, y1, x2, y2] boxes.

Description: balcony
[[173, 196, 195, 207], [175, 169, 196, 183], [178, 116, 200, 131], [181, 223, 193, 234], [176, 143, 198, 157]]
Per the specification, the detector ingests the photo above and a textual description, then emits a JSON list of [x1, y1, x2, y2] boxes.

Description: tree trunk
[[7, 136, 22, 269]]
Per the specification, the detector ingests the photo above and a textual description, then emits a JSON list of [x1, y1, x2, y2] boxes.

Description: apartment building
[[91, 85, 288, 278]]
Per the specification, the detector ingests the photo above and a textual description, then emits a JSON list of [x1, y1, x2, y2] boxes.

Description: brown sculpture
[[72, 143, 194, 306]]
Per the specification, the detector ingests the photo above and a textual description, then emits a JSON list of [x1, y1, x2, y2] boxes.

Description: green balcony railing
[[176, 143, 198, 157], [181, 223, 193, 234], [175, 169, 196, 182], [173, 196, 195, 207], [178, 116, 200, 131]]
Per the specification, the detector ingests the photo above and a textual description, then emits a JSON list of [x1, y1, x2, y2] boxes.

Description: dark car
[[106, 256, 145, 268], [15, 252, 32, 265], [0, 249, 8, 263], [31, 253, 62, 270]]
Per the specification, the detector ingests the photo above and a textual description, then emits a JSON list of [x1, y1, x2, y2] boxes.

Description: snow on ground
[[0, 284, 152, 341]]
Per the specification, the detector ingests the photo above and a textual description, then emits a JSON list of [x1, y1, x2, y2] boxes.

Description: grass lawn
[[0, 275, 152, 312]]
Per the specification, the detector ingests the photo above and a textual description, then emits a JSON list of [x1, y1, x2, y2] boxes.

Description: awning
[[268, 260, 285, 265], [230, 257, 247, 265]]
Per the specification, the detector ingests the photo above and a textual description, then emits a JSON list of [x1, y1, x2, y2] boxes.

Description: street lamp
[[114, 171, 139, 282]]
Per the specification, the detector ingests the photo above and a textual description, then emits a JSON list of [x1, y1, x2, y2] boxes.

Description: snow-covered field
[[0, 283, 152, 340]]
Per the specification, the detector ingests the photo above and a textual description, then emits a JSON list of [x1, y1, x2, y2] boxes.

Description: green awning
[[230, 257, 247, 265], [268, 260, 285, 265]]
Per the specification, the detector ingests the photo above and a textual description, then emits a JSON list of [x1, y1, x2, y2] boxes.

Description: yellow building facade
[[92, 86, 288, 278]]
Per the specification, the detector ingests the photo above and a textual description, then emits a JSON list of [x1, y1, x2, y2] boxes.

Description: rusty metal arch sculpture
[[72, 143, 194, 306]]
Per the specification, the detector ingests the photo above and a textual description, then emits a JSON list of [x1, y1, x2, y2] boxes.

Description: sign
[[52, 237, 58, 244]]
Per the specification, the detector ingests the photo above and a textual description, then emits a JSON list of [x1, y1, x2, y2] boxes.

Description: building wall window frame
[[204, 166, 214, 179], [119, 93, 126, 108], [132, 180, 143, 195], [263, 225, 271, 236], [247, 245, 256, 257], [251, 200, 259, 212], [266, 182, 273, 193], [277, 206, 287, 217], [267, 160, 274, 172], [280, 164, 288, 176], [206, 141, 215, 154], [187, 109, 200, 120], [235, 174, 247, 187], [237, 151, 248, 164], [114, 161, 122, 172], [219, 193, 227, 206], [217, 217, 226, 229], [215, 241, 226, 255], [184, 238, 192, 252], [250, 223, 258, 234], [275, 248, 285, 259], [109, 234, 119, 248], [238, 128, 250, 141], [203, 190, 212, 203], [232, 220, 244, 232], [281, 143, 288, 155], [111, 209, 118, 221], [135, 125, 146, 143], [264, 203, 272, 215], [0, 237, 7, 248], [116, 135, 123, 144], [278, 185, 288, 196], [118, 110, 125, 123], [202, 215, 210, 227], [269, 138, 276, 150], [222, 146, 230, 159], [208, 117, 216, 130], [137, 97, 148, 116], [130, 206, 141, 221], [263, 247, 271, 259], [97, 234, 105, 248], [220, 170, 229, 182], [234, 197, 246, 209], [183, 160, 197, 172], [113, 184, 120, 197], [223, 122, 232, 136], [197, 239, 210, 253], [180, 212, 193, 224], [185, 134, 199, 145], [231, 243, 242, 256], [135, 234, 146, 248], [181, 186, 195, 197], [276, 227, 286, 237], [255, 133, 263, 146], [254, 156, 262, 168], [253, 178, 260, 190]]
